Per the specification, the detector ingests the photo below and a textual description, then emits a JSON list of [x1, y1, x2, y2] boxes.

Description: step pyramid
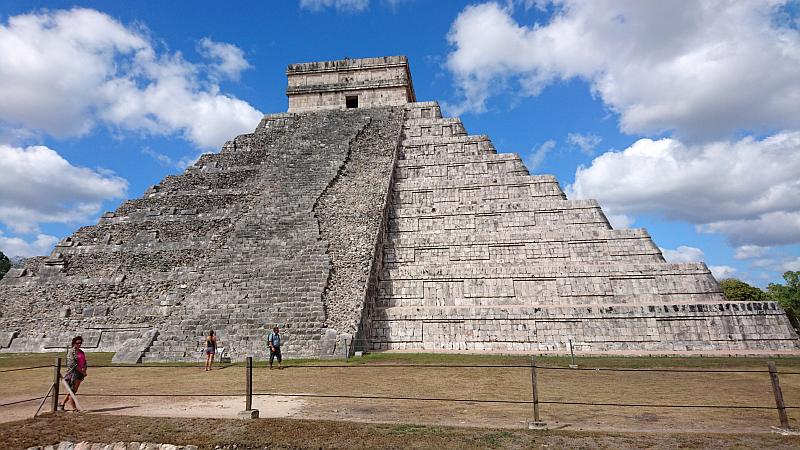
[[0, 56, 796, 361]]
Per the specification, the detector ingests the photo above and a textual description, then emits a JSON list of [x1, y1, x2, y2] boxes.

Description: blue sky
[[1, 0, 799, 287]]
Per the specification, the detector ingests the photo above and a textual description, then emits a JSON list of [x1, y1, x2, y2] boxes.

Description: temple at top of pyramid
[[1, 56, 797, 362], [286, 55, 416, 112]]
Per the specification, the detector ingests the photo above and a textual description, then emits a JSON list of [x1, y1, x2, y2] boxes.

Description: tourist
[[268, 325, 283, 369], [204, 330, 217, 371], [60, 335, 87, 411]]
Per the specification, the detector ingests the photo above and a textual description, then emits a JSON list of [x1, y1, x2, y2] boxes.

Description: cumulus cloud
[[0, 144, 128, 233], [142, 147, 205, 170], [699, 212, 800, 247], [783, 257, 800, 271], [446, 1, 800, 139], [0, 231, 59, 258], [198, 37, 252, 81], [709, 265, 737, 280], [606, 214, 633, 230], [300, 0, 369, 12], [735, 245, 771, 260], [661, 246, 704, 263], [525, 139, 555, 170], [567, 132, 800, 247], [0, 8, 262, 149], [567, 133, 601, 155]]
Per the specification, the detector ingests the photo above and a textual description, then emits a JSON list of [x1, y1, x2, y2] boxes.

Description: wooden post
[[768, 361, 790, 428], [51, 357, 61, 413], [246, 356, 253, 411], [531, 354, 540, 422]]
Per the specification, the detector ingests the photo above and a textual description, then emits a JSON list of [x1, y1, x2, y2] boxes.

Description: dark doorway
[[346, 95, 359, 108]]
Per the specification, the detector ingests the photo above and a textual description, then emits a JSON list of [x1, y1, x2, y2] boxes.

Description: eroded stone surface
[[0, 106, 403, 361]]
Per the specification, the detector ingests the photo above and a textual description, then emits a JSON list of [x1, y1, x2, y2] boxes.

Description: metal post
[[531, 354, 540, 422], [51, 357, 61, 413], [569, 339, 577, 368], [237, 355, 258, 419], [768, 361, 790, 428], [246, 356, 253, 411]]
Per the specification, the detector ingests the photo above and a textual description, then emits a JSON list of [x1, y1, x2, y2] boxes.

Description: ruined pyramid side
[[0, 107, 406, 361], [0, 115, 294, 354]]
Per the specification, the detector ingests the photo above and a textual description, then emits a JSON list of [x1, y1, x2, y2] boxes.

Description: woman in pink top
[[60, 335, 87, 411]]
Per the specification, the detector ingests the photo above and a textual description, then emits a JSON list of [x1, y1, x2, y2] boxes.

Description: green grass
[[389, 424, 436, 436], [3, 350, 800, 371], [476, 431, 515, 448], [0, 352, 115, 369]]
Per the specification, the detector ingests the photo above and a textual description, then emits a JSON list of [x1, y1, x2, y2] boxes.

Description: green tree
[[719, 278, 767, 302], [768, 271, 800, 329], [0, 251, 10, 281]]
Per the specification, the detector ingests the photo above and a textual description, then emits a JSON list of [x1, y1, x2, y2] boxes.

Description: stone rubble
[[26, 442, 198, 450]]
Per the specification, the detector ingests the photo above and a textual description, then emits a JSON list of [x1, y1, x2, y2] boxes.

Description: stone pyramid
[[1, 56, 797, 361]]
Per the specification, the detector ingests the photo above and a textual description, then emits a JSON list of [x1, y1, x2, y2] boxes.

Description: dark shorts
[[205, 347, 215, 355], [64, 370, 84, 391], [270, 347, 282, 363]]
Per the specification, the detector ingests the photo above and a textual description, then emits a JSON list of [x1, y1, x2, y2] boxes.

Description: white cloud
[[699, 211, 800, 247], [566, 132, 800, 247], [0, 8, 262, 150], [735, 245, 771, 260], [752, 258, 777, 269], [709, 265, 737, 280], [198, 37, 252, 81], [525, 139, 555, 170], [783, 257, 800, 271], [733, 254, 800, 274], [567, 133, 601, 155], [661, 245, 704, 264], [446, 1, 800, 139], [0, 144, 128, 233], [141, 147, 174, 167], [607, 214, 633, 230], [300, 0, 369, 12], [0, 231, 59, 258]]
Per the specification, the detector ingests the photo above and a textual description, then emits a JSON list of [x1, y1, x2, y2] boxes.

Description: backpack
[[268, 332, 280, 348]]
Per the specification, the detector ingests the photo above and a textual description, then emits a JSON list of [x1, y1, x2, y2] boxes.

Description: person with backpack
[[267, 325, 283, 370]]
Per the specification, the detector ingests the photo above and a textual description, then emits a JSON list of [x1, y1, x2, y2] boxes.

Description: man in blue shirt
[[268, 325, 283, 370]]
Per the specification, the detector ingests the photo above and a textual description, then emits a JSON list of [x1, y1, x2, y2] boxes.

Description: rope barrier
[[0, 397, 46, 407], [33, 363, 800, 375], [89, 364, 235, 369], [2, 359, 796, 419], [58, 391, 794, 410], [77, 393, 242, 398], [533, 365, 795, 374], [0, 365, 52, 373]]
